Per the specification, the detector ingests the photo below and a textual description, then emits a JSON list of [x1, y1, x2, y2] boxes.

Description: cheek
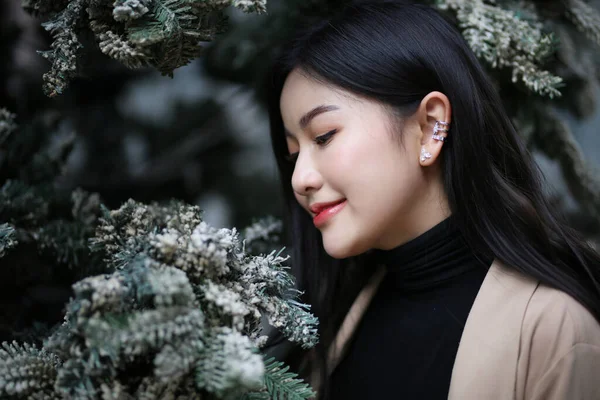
[[331, 134, 410, 187], [339, 139, 421, 210]]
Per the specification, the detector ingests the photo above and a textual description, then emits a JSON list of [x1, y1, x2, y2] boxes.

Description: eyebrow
[[285, 104, 340, 137]]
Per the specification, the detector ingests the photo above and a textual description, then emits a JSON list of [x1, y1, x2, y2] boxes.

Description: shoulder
[[449, 259, 600, 399], [522, 282, 600, 348], [517, 282, 600, 399], [486, 260, 600, 345]]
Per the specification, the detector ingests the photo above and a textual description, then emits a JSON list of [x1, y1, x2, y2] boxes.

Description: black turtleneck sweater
[[328, 216, 493, 400]]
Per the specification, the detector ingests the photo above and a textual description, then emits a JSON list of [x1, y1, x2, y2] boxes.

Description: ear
[[416, 91, 452, 166]]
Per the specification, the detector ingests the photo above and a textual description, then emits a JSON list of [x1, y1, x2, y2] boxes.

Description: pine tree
[[0, 92, 318, 399], [0, 110, 317, 398]]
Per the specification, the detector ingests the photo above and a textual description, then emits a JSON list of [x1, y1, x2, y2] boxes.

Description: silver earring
[[432, 120, 449, 142], [420, 147, 432, 162]]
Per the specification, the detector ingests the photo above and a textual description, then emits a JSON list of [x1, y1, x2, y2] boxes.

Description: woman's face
[[279, 68, 449, 258]]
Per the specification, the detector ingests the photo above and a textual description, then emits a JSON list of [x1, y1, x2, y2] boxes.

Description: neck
[[376, 186, 451, 250], [373, 215, 492, 292]]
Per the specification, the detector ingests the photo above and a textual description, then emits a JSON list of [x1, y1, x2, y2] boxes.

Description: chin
[[323, 239, 367, 259]]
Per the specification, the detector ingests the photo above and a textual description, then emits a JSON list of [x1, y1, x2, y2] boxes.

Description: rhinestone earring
[[420, 147, 432, 162], [432, 120, 449, 142]]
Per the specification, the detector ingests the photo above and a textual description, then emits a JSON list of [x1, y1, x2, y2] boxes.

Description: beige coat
[[325, 258, 600, 399]]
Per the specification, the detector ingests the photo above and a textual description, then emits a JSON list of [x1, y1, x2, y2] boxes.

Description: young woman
[[264, 1, 600, 399]]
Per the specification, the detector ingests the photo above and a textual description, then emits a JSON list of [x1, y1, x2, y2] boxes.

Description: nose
[[291, 151, 323, 196]]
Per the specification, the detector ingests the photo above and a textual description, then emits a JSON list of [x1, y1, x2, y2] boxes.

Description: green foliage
[[0, 109, 104, 277], [242, 216, 283, 256], [0, 223, 17, 258], [436, 0, 564, 97], [37, 219, 93, 268], [0, 341, 62, 399], [0, 108, 318, 398], [0, 108, 17, 146], [241, 356, 316, 400], [0, 192, 318, 398]]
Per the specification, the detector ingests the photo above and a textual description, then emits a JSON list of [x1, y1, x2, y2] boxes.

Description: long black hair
[[264, 0, 600, 397]]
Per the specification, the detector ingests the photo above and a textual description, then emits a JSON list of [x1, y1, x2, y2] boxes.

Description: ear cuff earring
[[421, 120, 449, 162], [432, 120, 449, 142]]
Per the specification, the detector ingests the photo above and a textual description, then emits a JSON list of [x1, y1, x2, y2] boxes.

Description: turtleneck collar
[[372, 215, 491, 292]]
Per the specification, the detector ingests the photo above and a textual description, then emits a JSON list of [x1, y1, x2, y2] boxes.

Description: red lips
[[309, 199, 346, 215], [310, 199, 347, 228]]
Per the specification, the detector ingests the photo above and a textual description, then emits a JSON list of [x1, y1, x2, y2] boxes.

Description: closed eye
[[284, 129, 337, 164], [314, 129, 337, 145]]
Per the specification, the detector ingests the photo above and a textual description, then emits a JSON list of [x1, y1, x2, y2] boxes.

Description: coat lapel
[[448, 258, 539, 400]]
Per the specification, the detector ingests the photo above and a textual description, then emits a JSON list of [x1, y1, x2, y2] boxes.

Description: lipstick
[[312, 200, 347, 228]]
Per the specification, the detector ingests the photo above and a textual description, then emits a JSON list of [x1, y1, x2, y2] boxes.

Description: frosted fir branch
[[54, 356, 106, 398], [36, 0, 85, 97], [237, 250, 294, 297], [99, 380, 134, 400], [0, 108, 17, 146], [229, 249, 319, 348], [262, 356, 316, 400], [0, 180, 50, 226], [195, 327, 265, 398], [90, 199, 203, 267], [232, 0, 267, 14], [510, 55, 564, 98], [71, 188, 102, 226], [27, 131, 76, 185], [27, 0, 268, 96], [45, 268, 206, 396], [69, 272, 131, 318], [0, 224, 17, 258], [83, 307, 206, 361], [242, 216, 283, 255], [93, 200, 202, 242], [201, 280, 256, 331], [130, 376, 196, 400], [90, 199, 318, 348], [90, 21, 152, 69], [182, 221, 239, 279], [67, 260, 195, 321], [1, 197, 317, 398], [153, 339, 204, 383], [241, 356, 316, 400], [150, 221, 241, 281], [565, 0, 600, 46], [0, 341, 62, 399], [113, 0, 151, 22], [263, 297, 319, 349], [242, 216, 282, 246], [37, 220, 90, 268], [436, 0, 563, 98], [194, 0, 267, 13], [135, 261, 197, 308], [0, 107, 77, 185]]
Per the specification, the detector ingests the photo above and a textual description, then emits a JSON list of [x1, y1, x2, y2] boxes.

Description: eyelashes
[[314, 129, 337, 145], [285, 129, 337, 163]]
